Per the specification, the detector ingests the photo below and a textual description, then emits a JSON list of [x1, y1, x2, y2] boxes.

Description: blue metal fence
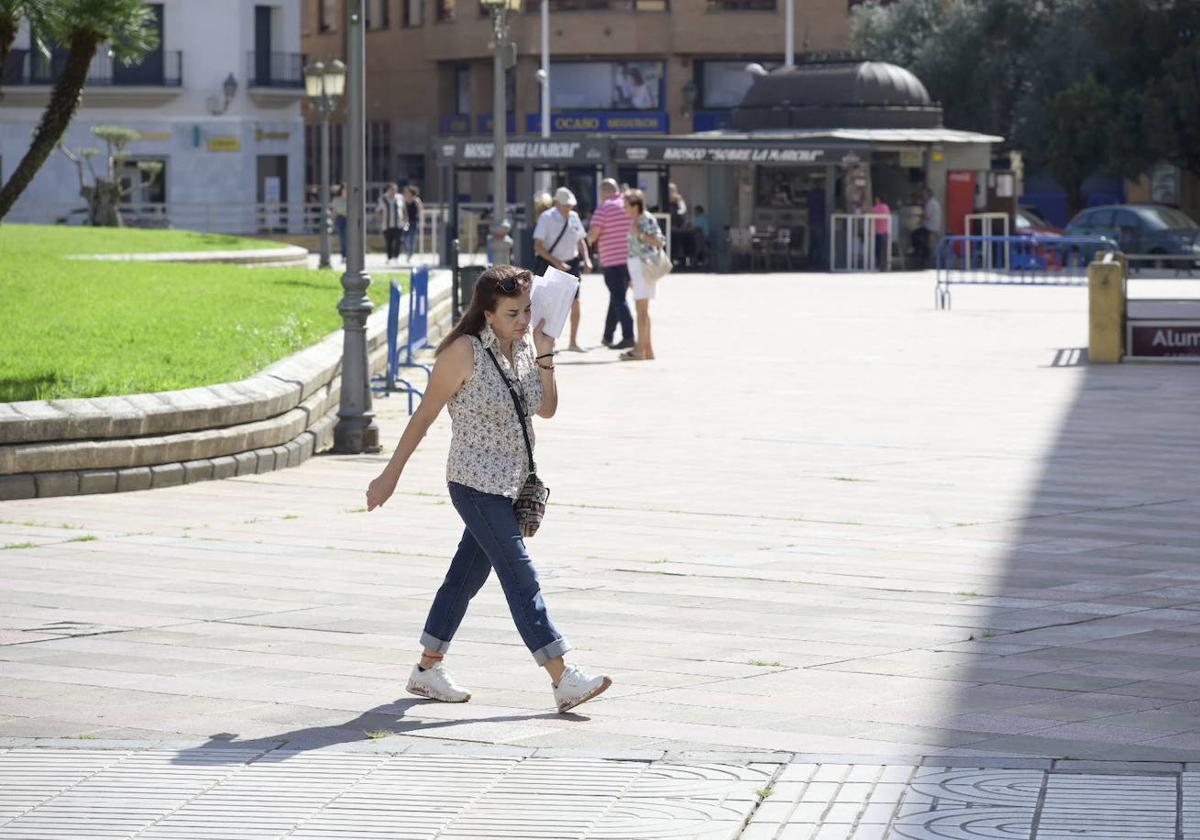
[[371, 266, 432, 414], [935, 234, 1118, 310]]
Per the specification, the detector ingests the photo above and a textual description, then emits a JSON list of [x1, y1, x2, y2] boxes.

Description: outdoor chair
[[768, 228, 793, 271], [727, 227, 753, 271]]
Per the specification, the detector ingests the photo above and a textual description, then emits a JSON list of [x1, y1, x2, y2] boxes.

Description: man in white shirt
[[533, 186, 592, 351], [920, 187, 943, 269]]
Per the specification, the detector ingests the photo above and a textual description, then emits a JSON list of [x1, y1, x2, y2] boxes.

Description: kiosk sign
[[1128, 321, 1200, 358]]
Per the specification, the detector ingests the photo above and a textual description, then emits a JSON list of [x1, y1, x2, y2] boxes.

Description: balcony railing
[[541, 0, 667, 9], [248, 51, 304, 88], [2, 48, 183, 87]]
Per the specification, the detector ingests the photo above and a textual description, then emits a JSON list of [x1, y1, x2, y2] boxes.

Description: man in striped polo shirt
[[586, 178, 635, 350]]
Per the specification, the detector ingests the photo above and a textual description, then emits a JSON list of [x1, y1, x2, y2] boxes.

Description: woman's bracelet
[[537, 363, 555, 371], [536, 352, 555, 360]]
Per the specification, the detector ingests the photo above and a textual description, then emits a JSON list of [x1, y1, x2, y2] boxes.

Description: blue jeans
[[421, 482, 571, 666], [401, 225, 418, 257], [602, 264, 633, 344], [334, 214, 347, 259]]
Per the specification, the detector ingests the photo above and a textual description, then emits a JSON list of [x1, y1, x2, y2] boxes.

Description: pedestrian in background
[[377, 182, 406, 264], [622, 188, 665, 362], [667, 182, 687, 267], [533, 187, 592, 352], [331, 182, 348, 262], [870, 194, 891, 270], [586, 178, 635, 350], [365, 264, 613, 714], [402, 184, 423, 262], [922, 187, 942, 269]]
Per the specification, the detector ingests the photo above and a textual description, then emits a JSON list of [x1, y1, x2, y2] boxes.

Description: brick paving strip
[[2, 745, 1198, 839], [2, 273, 1199, 837]]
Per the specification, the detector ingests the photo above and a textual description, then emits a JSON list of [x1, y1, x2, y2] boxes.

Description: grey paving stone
[[0, 474, 36, 501], [32, 471, 80, 497], [116, 465, 152, 492], [149, 462, 185, 488], [232, 450, 258, 475], [181, 459, 215, 484], [210, 455, 238, 481], [254, 447, 277, 473], [76, 468, 118, 495]]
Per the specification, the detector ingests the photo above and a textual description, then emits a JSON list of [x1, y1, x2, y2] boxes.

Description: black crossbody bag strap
[[485, 348, 536, 473]]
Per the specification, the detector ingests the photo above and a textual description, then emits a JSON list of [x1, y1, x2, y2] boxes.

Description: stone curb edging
[[0, 274, 451, 500], [68, 244, 310, 267]]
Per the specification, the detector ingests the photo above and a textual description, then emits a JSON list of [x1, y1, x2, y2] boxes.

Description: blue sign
[[477, 114, 517, 133], [525, 111, 668, 134], [692, 111, 733, 132], [438, 115, 471, 134]]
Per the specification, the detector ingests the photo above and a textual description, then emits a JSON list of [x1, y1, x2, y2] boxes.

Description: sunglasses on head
[[495, 275, 522, 293]]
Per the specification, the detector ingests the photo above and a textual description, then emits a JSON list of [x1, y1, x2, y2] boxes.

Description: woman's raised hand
[[366, 469, 399, 511], [533, 318, 555, 357]]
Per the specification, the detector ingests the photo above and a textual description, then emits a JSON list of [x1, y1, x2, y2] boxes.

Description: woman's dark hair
[[629, 67, 644, 86], [436, 264, 532, 355], [624, 188, 646, 214]]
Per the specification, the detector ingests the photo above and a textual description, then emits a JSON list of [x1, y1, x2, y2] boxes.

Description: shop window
[[436, 0, 455, 22], [402, 0, 423, 26], [706, 0, 774, 9], [550, 60, 664, 110]]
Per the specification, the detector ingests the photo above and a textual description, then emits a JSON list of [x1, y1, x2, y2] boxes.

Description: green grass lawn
[[0, 224, 409, 402]]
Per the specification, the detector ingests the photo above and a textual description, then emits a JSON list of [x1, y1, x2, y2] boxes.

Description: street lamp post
[[303, 59, 345, 270], [482, 0, 521, 266], [332, 0, 380, 454]]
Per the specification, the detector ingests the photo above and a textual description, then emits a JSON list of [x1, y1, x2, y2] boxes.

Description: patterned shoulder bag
[[486, 348, 550, 538]]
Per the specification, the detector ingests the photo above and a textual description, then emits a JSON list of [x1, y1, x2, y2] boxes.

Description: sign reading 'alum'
[[1128, 322, 1200, 358]]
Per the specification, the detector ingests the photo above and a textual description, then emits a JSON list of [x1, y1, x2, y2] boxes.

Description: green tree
[[1090, 0, 1200, 183], [0, 0, 158, 222], [1038, 73, 1114, 215], [0, 1, 61, 79], [59, 125, 161, 226]]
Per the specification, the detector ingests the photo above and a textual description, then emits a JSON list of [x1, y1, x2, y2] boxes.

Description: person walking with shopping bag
[[365, 264, 612, 713], [621, 189, 668, 361]]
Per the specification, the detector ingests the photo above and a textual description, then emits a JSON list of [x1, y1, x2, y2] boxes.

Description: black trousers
[[384, 227, 403, 260], [602, 264, 634, 344]]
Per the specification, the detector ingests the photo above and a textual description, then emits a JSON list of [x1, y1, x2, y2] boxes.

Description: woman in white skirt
[[620, 189, 666, 361]]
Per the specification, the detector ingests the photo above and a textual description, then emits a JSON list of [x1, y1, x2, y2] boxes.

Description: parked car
[[1064, 203, 1200, 265], [1015, 205, 1063, 237], [1012, 205, 1064, 270]]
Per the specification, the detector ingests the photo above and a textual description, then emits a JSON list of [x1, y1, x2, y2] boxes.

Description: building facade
[[301, 0, 855, 209], [0, 0, 306, 233]]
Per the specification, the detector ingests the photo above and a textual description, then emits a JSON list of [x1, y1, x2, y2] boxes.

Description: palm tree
[[0, 0, 157, 221], [0, 0, 62, 84]]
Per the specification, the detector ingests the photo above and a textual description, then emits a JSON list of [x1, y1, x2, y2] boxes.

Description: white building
[[0, 0, 305, 234]]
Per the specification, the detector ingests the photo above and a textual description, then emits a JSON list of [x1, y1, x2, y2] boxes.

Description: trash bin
[[457, 264, 487, 316]]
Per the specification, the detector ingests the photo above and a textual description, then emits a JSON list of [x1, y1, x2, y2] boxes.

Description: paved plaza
[[2, 270, 1200, 837]]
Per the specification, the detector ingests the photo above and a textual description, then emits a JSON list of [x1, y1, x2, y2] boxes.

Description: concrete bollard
[[1088, 254, 1125, 363]]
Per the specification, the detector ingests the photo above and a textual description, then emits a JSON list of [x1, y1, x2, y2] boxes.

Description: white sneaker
[[406, 662, 471, 703], [553, 665, 612, 713]]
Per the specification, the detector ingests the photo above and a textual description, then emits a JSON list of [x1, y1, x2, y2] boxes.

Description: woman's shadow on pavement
[[168, 697, 588, 765]]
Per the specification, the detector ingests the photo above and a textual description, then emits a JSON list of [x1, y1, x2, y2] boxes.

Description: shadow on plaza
[[943, 344, 1200, 761], [168, 698, 587, 765]]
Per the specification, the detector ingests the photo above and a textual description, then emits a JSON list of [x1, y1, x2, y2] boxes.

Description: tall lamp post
[[482, 0, 521, 266], [332, 0, 380, 454], [303, 59, 345, 270]]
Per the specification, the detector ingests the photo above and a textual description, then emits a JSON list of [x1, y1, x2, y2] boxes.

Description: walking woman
[[621, 189, 665, 361], [365, 265, 612, 713]]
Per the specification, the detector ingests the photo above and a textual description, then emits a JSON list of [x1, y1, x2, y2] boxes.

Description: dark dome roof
[[731, 60, 942, 131]]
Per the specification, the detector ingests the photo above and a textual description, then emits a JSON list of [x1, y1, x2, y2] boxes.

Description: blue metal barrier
[[371, 265, 433, 414], [935, 234, 1117, 310]]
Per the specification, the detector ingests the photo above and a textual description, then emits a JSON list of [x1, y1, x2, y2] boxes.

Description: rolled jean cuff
[[532, 637, 572, 666], [420, 631, 452, 654]]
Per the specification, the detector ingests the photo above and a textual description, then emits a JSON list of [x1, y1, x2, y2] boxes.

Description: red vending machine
[[945, 170, 977, 236]]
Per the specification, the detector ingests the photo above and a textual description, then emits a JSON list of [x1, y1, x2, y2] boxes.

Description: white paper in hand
[[530, 267, 579, 340]]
